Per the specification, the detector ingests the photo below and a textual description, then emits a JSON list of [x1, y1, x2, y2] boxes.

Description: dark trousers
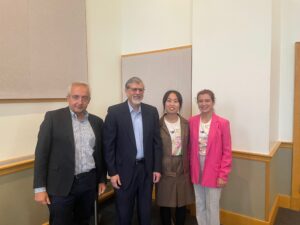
[[115, 162, 152, 225], [160, 206, 186, 225], [48, 170, 97, 225]]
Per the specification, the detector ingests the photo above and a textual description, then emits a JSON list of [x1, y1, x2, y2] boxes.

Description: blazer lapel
[[194, 115, 201, 144], [64, 107, 75, 152], [160, 116, 170, 138], [141, 103, 149, 150], [88, 116, 95, 133], [122, 102, 137, 149], [180, 116, 187, 157], [160, 116, 172, 156], [179, 116, 189, 173], [88, 116, 97, 140], [206, 113, 217, 154]]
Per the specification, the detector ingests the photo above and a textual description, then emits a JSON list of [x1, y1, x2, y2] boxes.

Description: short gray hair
[[67, 81, 90, 96], [125, 76, 144, 89]]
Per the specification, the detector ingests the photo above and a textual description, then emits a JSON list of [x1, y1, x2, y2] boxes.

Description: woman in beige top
[[156, 90, 194, 225]]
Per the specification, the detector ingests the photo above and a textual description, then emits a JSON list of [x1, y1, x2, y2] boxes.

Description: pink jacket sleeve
[[218, 119, 232, 182]]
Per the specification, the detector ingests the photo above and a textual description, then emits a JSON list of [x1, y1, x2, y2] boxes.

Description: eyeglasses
[[127, 88, 145, 93], [70, 95, 90, 102]]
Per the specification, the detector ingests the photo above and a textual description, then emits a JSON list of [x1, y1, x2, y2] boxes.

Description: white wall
[[0, 1, 122, 161], [192, 0, 272, 153], [121, 0, 297, 153], [85, 0, 122, 116], [279, 0, 300, 141], [269, 0, 281, 149], [0, 102, 66, 160], [1, 0, 298, 160], [121, 0, 192, 54]]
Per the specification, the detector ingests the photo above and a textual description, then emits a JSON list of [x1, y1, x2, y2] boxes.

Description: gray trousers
[[193, 155, 222, 225]]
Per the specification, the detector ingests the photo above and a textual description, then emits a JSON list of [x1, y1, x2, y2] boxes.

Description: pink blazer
[[189, 113, 232, 187]]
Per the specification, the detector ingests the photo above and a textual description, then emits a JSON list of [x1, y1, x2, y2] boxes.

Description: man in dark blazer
[[103, 77, 162, 225], [33, 82, 106, 225]]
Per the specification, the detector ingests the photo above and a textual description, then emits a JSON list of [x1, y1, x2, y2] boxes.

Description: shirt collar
[[69, 108, 89, 120], [127, 101, 141, 113]]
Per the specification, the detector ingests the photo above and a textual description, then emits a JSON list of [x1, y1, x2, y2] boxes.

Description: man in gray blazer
[[33, 82, 106, 225], [103, 77, 162, 225]]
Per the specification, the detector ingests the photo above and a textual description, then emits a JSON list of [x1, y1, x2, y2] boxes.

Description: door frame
[[292, 42, 300, 210]]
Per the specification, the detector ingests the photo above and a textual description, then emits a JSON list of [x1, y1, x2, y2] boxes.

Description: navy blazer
[[103, 101, 162, 189], [33, 107, 106, 196]]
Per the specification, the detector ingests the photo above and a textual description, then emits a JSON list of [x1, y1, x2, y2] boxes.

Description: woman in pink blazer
[[189, 89, 232, 225]]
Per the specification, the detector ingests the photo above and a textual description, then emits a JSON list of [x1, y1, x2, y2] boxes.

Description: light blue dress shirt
[[128, 102, 144, 159]]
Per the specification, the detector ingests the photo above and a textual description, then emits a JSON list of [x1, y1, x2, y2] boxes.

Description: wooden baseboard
[[268, 195, 290, 225], [2, 141, 293, 177], [278, 195, 292, 208], [220, 195, 293, 225], [290, 196, 300, 210], [220, 209, 269, 225]]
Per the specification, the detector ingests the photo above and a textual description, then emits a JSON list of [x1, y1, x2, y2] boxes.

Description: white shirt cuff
[[34, 187, 46, 193]]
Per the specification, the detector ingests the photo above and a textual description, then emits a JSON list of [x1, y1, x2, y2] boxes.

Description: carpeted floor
[[97, 198, 300, 225], [274, 207, 300, 225], [98, 197, 197, 225]]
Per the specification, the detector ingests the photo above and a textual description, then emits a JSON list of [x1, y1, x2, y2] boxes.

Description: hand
[[34, 191, 51, 205], [98, 183, 106, 195], [217, 178, 227, 188], [110, 174, 122, 189], [153, 172, 161, 183]]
